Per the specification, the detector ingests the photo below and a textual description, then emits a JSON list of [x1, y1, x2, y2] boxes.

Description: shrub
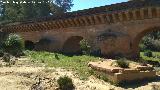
[[140, 30, 160, 52], [79, 39, 91, 55], [139, 43, 146, 52], [144, 50, 153, 57], [2, 53, 10, 62], [116, 60, 129, 68], [3, 34, 24, 56], [152, 40, 160, 51], [57, 76, 74, 90]]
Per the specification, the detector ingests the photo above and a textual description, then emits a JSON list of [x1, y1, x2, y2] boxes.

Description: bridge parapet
[[1, 0, 160, 33]]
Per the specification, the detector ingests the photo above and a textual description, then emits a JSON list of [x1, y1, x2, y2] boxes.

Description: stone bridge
[[1, 0, 160, 58]]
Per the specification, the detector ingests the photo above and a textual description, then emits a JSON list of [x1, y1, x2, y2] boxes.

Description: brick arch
[[132, 26, 160, 58], [62, 36, 83, 55]]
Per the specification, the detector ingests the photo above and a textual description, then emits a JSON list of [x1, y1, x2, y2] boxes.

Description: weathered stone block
[[119, 69, 139, 74], [89, 61, 157, 84], [136, 66, 154, 71]]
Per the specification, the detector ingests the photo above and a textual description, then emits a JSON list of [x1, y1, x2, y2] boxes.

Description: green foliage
[[139, 43, 146, 52], [140, 30, 160, 52], [0, 0, 74, 22], [55, 0, 74, 12], [140, 52, 160, 62], [80, 39, 91, 55], [116, 60, 129, 68], [25, 50, 99, 79], [144, 50, 153, 57], [57, 76, 74, 90], [152, 40, 160, 51], [3, 34, 24, 56], [140, 51, 160, 66]]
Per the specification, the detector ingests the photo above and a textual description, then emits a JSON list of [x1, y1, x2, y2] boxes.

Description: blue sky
[[71, 0, 128, 11]]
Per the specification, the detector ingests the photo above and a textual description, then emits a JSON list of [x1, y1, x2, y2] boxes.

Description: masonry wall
[[15, 24, 130, 57], [15, 18, 160, 58]]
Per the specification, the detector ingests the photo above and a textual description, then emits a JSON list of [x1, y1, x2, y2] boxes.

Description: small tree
[[3, 34, 24, 56], [57, 76, 74, 90], [79, 39, 91, 55]]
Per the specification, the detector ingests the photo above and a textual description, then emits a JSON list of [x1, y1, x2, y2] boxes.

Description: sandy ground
[[0, 57, 159, 90]]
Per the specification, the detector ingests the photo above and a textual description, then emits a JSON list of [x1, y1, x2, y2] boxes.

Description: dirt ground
[[0, 57, 159, 90]]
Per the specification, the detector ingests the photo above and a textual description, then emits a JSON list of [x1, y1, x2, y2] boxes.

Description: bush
[[3, 34, 24, 56], [2, 53, 10, 62], [79, 39, 91, 55], [152, 40, 160, 51], [57, 76, 74, 90], [139, 43, 146, 52], [116, 60, 129, 68], [140, 30, 160, 52], [144, 50, 153, 57]]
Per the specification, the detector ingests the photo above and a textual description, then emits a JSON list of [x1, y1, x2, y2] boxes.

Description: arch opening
[[132, 27, 160, 58], [62, 36, 83, 55], [35, 37, 52, 51], [25, 40, 35, 50]]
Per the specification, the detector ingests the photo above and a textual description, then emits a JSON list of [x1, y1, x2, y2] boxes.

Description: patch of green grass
[[140, 52, 160, 62], [24, 50, 99, 79]]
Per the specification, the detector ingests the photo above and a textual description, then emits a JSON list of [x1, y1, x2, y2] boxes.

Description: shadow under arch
[[62, 36, 83, 55], [132, 26, 160, 58], [25, 40, 35, 50], [35, 37, 52, 51]]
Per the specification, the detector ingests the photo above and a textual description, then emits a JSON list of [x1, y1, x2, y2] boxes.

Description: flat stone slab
[[88, 61, 123, 73]]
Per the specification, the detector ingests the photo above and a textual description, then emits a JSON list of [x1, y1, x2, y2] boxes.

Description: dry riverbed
[[0, 57, 159, 90]]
